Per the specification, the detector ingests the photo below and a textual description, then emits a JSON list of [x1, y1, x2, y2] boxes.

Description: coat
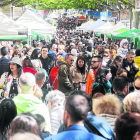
[[45, 124, 106, 140], [57, 60, 74, 95]]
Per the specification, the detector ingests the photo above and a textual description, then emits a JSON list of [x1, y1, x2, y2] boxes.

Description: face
[[120, 72, 127, 77], [42, 48, 48, 58], [66, 55, 74, 67], [10, 63, 17, 72], [115, 60, 122, 67], [78, 59, 84, 68], [123, 43, 128, 49], [126, 54, 134, 63], [58, 46, 63, 54], [22, 48, 26, 54], [52, 45, 57, 51], [91, 58, 100, 70], [27, 50, 32, 56]]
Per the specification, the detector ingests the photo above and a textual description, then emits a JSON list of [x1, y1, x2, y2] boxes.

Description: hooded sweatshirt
[[13, 94, 51, 133]]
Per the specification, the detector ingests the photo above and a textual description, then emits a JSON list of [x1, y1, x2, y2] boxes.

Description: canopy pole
[[130, 8, 133, 29]]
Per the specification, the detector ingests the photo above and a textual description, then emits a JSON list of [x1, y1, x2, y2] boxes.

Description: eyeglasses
[[91, 61, 99, 63], [70, 60, 74, 62], [135, 85, 140, 90]]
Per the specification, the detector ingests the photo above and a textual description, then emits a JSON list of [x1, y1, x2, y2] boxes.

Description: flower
[[6, 78, 11, 83]]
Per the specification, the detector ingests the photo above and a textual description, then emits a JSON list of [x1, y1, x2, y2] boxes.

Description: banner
[[100, 12, 107, 20], [111, 11, 118, 17], [120, 10, 130, 20], [135, 0, 140, 11]]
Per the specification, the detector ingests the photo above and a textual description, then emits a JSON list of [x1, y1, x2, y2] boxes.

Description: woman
[[49, 55, 64, 90], [91, 66, 112, 97], [31, 48, 41, 60], [70, 56, 88, 91], [0, 57, 22, 98], [93, 94, 122, 132], [0, 98, 17, 140], [110, 56, 122, 81], [12, 51, 22, 58], [116, 68, 127, 77]]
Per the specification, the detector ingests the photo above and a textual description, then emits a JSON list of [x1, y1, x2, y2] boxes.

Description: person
[[48, 44, 57, 60], [9, 133, 41, 140], [57, 45, 67, 59], [117, 39, 128, 58], [112, 76, 130, 113], [110, 56, 122, 81], [115, 113, 140, 140], [116, 68, 127, 77], [71, 48, 77, 65], [31, 48, 41, 60], [45, 94, 106, 140], [46, 90, 65, 135], [97, 46, 105, 58], [133, 76, 140, 92], [70, 56, 88, 91], [91, 66, 112, 96], [39, 46, 54, 75], [0, 98, 17, 140], [13, 72, 51, 133], [57, 54, 74, 95], [10, 115, 39, 136], [22, 46, 27, 55], [49, 55, 64, 90], [0, 46, 10, 78], [93, 94, 122, 132], [0, 57, 22, 98], [134, 49, 140, 77], [12, 51, 22, 58], [86, 56, 102, 95]]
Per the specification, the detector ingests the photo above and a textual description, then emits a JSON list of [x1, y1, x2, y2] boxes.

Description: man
[[0, 46, 10, 78], [22, 46, 27, 55], [130, 76, 140, 92], [112, 76, 130, 113], [58, 54, 74, 95], [39, 46, 54, 75], [86, 56, 102, 95], [48, 44, 57, 60], [57, 45, 67, 59], [45, 94, 105, 140], [13, 73, 51, 133]]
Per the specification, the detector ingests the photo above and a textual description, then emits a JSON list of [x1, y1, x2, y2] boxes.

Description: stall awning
[[0, 35, 27, 41]]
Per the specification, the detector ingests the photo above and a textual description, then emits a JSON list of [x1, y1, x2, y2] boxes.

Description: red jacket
[[23, 67, 37, 75]]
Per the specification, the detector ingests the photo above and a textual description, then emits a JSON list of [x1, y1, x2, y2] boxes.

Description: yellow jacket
[[134, 56, 140, 77]]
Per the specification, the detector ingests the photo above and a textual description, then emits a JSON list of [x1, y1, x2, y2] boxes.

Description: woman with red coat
[[49, 55, 64, 90]]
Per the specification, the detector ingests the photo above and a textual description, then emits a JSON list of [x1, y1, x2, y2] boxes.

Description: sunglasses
[[135, 85, 140, 90], [91, 61, 99, 63]]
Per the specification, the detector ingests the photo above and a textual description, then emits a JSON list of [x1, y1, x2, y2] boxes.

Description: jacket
[[13, 94, 51, 133], [57, 60, 74, 95], [86, 69, 97, 95], [39, 55, 54, 75], [0, 57, 10, 78], [117, 48, 128, 59], [45, 124, 106, 140], [134, 56, 140, 77]]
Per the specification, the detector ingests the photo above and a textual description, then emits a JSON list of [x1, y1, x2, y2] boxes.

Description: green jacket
[[13, 94, 51, 133], [57, 61, 74, 95]]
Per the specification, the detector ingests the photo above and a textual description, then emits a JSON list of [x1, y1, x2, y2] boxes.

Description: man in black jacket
[[0, 46, 10, 78], [39, 46, 54, 75]]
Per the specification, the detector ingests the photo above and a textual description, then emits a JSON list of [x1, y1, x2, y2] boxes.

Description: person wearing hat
[[0, 57, 22, 98]]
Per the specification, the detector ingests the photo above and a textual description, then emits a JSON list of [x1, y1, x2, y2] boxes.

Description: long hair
[[22, 56, 33, 68], [110, 56, 122, 68], [76, 56, 86, 74]]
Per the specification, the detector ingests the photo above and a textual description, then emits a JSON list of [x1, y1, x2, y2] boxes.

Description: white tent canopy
[[47, 12, 59, 19], [94, 22, 113, 33], [0, 12, 27, 35], [17, 10, 56, 36], [103, 22, 128, 34]]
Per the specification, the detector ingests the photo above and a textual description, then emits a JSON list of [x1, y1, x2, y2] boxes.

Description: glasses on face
[[135, 85, 140, 90], [91, 61, 99, 63], [70, 59, 74, 62]]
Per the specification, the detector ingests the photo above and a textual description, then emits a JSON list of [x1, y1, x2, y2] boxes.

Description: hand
[[133, 63, 139, 69], [125, 66, 130, 71]]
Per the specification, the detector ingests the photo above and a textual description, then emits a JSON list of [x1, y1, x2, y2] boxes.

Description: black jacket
[[39, 55, 54, 75], [0, 57, 10, 78]]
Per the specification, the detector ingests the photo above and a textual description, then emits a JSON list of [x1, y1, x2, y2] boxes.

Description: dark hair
[[12, 51, 21, 58], [31, 49, 41, 60], [10, 115, 39, 136], [41, 46, 49, 51], [22, 56, 33, 68], [114, 56, 122, 62], [24, 47, 31, 55], [76, 56, 86, 74], [115, 113, 140, 140], [92, 55, 103, 62], [0, 46, 8, 56], [87, 46, 92, 52], [135, 49, 140, 56], [116, 68, 127, 76], [0, 98, 17, 139], [126, 51, 135, 56], [112, 76, 129, 92], [65, 94, 89, 122]]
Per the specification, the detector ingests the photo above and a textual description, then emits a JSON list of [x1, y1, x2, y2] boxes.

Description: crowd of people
[[0, 16, 140, 140]]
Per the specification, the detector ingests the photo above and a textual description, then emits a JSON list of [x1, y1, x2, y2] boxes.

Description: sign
[[120, 10, 130, 20], [13, 7, 22, 19], [100, 12, 107, 20], [0, 5, 10, 17], [1, 41, 13, 46], [135, 0, 140, 11]]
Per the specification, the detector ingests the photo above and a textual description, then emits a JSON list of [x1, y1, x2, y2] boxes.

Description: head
[[116, 68, 127, 77], [58, 45, 65, 54], [63, 94, 89, 128], [22, 46, 27, 55], [0, 46, 8, 56], [41, 46, 49, 59], [133, 76, 140, 91], [35, 71, 46, 88], [19, 73, 36, 94], [76, 56, 86, 74], [12, 51, 21, 58], [22, 56, 33, 68], [115, 113, 140, 140], [113, 76, 129, 95], [91, 56, 102, 70], [10, 115, 39, 136], [0, 98, 17, 137], [71, 49, 77, 57], [9, 132, 41, 140], [31, 60, 40, 71], [55, 55, 64, 66], [135, 49, 140, 57], [126, 51, 135, 63], [46, 90, 65, 110], [120, 39, 128, 49], [113, 56, 123, 67], [109, 49, 117, 59], [97, 46, 105, 54], [31, 49, 41, 60], [51, 44, 57, 52], [13, 45, 20, 54], [26, 48, 32, 56], [65, 54, 74, 67], [93, 93, 121, 116]]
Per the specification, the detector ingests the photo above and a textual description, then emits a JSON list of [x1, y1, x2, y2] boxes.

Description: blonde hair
[[123, 92, 140, 113], [34, 86, 43, 99], [93, 93, 122, 115]]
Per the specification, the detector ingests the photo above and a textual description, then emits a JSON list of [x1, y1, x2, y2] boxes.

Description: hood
[[57, 59, 67, 66], [134, 56, 140, 67], [120, 39, 128, 48], [23, 67, 37, 75], [13, 94, 43, 113], [82, 51, 93, 58]]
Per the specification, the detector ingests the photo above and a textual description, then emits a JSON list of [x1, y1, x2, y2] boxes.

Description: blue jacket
[[45, 124, 106, 140]]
